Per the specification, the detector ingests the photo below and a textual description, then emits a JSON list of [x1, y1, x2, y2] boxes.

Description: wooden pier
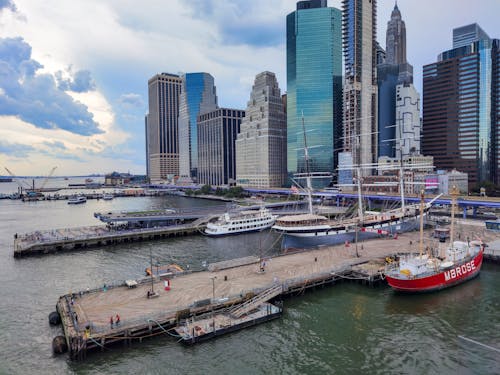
[[14, 221, 207, 258], [54, 234, 404, 360]]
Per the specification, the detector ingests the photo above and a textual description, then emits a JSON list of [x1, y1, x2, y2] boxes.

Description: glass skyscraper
[[178, 73, 218, 181], [286, 0, 342, 187], [423, 24, 500, 188]]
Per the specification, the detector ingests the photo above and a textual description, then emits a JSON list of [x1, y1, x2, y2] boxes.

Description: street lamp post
[[210, 276, 217, 333]]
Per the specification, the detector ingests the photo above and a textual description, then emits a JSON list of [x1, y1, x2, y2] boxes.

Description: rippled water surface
[[0, 179, 499, 374]]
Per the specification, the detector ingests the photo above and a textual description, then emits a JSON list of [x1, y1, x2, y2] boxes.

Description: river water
[[0, 179, 499, 374]]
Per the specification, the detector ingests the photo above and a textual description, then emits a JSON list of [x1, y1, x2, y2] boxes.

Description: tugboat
[[385, 188, 484, 293]]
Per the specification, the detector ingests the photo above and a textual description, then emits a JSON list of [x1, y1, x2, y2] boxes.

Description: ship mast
[[418, 190, 425, 258], [449, 185, 458, 247], [301, 113, 313, 215], [356, 166, 364, 222], [399, 155, 405, 215]]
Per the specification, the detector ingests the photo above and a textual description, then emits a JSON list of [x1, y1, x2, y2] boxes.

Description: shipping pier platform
[[55, 241, 389, 360], [13, 222, 207, 257]]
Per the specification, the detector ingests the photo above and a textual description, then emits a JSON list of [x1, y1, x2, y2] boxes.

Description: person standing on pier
[[115, 314, 120, 326], [110, 316, 114, 329]]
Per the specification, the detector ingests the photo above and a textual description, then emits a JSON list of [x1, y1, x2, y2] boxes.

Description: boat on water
[[385, 188, 484, 293], [205, 207, 277, 236], [102, 193, 114, 201], [67, 195, 87, 204], [273, 197, 440, 249], [273, 122, 441, 248]]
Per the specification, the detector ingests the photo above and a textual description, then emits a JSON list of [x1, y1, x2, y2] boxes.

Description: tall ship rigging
[[272, 116, 440, 249]]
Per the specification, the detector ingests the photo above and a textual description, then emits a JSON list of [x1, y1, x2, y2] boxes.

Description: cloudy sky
[[0, 0, 498, 176]]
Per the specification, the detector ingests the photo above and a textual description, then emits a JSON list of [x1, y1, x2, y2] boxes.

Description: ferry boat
[[385, 188, 484, 293], [67, 195, 87, 204], [205, 207, 277, 236]]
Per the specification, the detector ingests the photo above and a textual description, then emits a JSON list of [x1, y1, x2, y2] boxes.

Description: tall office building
[[146, 73, 182, 182], [197, 108, 245, 186], [386, 3, 405, 66], [423, 24, 500, 188], [235, 71, 287, 188], [377, 2, 419, 159], [286, 0, 343, 187], [395, 83, 420, 159], [377, 64, 399, 157], [145, 115, 150, 177], [343, 0, 378, 171], [453, 23, 491, 49], [178, 73, 218, 182]]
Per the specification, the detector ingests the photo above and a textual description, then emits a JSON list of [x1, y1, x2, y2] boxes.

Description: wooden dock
[[14, 221, 206, 257], [54, 233, 410, 360]]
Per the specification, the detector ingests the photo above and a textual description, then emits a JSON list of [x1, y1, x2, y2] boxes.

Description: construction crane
[[39, 166, 57, 190], [4, 167, 31, 190]]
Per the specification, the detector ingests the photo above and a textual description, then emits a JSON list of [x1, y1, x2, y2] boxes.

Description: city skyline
[[0, 0, 499, 175]]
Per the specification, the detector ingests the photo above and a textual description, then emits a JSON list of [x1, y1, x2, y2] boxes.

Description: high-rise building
[[235, 72, 287, 188], [453, 23, 491, 49], [377, 2, 420, 160], [178, 73, 218, 182], [286, 0, 343, 187], [385, 2, 406, 66], [395, 83, 420, 158], [423, 24, 500, 188], [197, 108, 245, 186], [343, 0, 378, 172], [385, 2, 413, 84], [145, 114, 150, 177], [146, 73, 182, 182], [377, 64, 399, 157]]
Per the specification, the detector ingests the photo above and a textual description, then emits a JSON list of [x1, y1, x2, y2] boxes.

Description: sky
[[0, 0, 499, 176]]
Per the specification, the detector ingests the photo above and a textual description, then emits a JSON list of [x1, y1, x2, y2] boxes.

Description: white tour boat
[[205, 208, 277, 236], [67, 195, 87, 204]]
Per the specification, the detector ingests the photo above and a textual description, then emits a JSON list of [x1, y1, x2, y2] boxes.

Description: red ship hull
[[386, 250, 483, 293]]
